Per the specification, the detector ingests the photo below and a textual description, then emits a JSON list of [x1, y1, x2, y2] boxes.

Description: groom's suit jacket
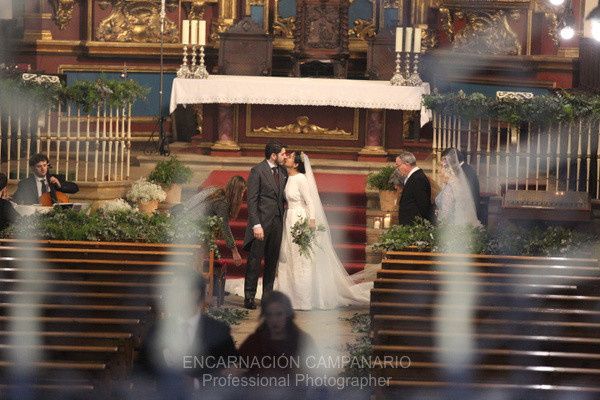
[[398, 168, 432, 225], [243, 160, 287, 251]]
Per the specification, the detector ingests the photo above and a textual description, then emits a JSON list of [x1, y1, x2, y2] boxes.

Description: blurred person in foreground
[[134, 273, 238, 397]]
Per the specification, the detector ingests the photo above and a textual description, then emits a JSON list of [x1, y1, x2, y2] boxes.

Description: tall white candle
[[190, 20, 198, 45], [198, 20, 207, 46], [404, 27, 413, 53], [383, 214, 391, 229], [414, 28, 422, 53], [395, 27, 404, 52], [182, 20, 190, 45]]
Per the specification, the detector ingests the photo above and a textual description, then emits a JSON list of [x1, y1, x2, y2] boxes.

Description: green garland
[[0, 75, 149, 115], [2, 208, 222, 257], [374, 217, 598, 258], [423, 91, 600, 125]]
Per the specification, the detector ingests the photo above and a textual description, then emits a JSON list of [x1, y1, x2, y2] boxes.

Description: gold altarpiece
[[14, 0, 578, 158]]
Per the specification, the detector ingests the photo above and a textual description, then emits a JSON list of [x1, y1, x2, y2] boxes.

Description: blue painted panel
[[279, 0, 295, 18], [384, 8, 398, 29], [349, 0, 373, 28], [63, 71, 175, 117], [251, 5, 264, 27], [444, 82, 551, 97]]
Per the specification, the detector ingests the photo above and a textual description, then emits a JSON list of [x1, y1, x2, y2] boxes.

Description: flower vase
[[138, 199, 159, 215], [164, 183, 182, 205]]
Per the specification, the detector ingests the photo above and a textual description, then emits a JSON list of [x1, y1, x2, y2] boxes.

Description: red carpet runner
[[202, 170, 367, 277]]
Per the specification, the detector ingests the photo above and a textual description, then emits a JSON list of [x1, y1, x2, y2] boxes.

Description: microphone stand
[[158, 0, 170, 156]]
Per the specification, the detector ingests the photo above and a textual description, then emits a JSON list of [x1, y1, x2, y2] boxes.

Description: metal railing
[[432, 112, 600, 199], [1, 101, 132, 182]]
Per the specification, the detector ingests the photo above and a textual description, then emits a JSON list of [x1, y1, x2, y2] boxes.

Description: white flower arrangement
[[100, 198, 133, 213], [126, 178, 167, 203]]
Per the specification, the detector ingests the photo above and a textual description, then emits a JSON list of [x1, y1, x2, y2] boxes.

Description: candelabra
[[194, 45, 209, 79], [390, 52, 406, 86], [407, 52, 423, 86], [176, 44, 191, 78]]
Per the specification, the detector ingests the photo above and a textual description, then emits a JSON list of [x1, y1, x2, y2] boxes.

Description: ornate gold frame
[[245, 105, 360, 141], [245, 0, 270, 31]]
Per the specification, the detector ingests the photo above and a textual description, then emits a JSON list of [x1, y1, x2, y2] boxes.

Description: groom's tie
[[272, 166, 280, 190]]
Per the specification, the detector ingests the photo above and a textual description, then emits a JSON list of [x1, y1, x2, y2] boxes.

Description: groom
[[243, 140, 288, 309]]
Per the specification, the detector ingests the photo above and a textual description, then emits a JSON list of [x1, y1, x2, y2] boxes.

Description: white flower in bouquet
[[290, 217, 326, 259], [126, 178, 167, 203], [100, 198, 133, 213]]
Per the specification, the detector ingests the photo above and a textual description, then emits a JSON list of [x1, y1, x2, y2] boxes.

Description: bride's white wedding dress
[[225, 154, 371, 310]]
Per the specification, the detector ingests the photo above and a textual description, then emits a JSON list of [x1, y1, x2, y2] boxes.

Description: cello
[[38, 174, 70, 206]]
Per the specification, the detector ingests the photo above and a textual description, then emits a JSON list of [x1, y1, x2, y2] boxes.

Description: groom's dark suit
[[398, 168, 432, 225], [243, 159, 287, 301]]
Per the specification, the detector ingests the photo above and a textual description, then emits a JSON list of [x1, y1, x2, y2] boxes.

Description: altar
[[169, 75, 430, 160]]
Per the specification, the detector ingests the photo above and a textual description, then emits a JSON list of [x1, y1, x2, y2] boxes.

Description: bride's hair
[[289, 151, 306, 174]]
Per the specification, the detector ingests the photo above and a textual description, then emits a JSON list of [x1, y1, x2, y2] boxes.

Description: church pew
[[0, 278, 169, 294], [0, 343, 125, 373], [371, 250, 600, 396], [0, 239, 212, 393], [373, 277, 579, 295], [0, 290, 160, 307], [374, 329, 600, 354], [0, 331, 134, 366], [380, 258, 600, 277], [0, 266, 174, 284], [0, 316, 142, 344], [383, 250, 599, 268], [0, 302, 152, 321]]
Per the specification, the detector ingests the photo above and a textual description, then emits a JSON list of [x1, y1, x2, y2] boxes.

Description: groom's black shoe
[[244, 299, 257, 310]]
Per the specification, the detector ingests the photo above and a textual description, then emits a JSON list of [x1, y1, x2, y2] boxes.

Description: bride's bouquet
[[290, 217, 326, 258]]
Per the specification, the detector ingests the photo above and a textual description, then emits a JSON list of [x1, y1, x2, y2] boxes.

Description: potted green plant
[[126, 178, 167, 214], [367, 165, 398, 212], [148, 156, 193, 204]]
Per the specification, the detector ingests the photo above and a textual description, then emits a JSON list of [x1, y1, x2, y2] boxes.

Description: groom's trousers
[[244, 215, 283, 301]]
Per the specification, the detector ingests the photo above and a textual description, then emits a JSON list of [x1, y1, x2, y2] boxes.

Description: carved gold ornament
[[252, 116, 353, 138], [350, 19, 376, 40], [274, 16, 295, 38], [187, 0, 213, 19], [96, 0, 179, 43], [496, 91, 534, 100], [447, 10, 522, 55], [50, 0, 75, 30]]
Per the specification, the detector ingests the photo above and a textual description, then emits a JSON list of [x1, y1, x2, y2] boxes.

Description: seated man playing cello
[[13, 153, 79, 205]]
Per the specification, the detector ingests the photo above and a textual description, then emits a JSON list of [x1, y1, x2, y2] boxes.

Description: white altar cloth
[[170, 75, 431, 125]]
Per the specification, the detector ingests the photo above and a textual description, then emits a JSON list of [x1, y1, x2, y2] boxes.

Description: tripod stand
[[157, 0, 170, 155]]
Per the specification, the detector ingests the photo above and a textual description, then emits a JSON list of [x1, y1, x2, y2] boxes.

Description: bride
[[274, 151, 370, 310], [225, 151, 371, 310], [435, 148, 481, 227]]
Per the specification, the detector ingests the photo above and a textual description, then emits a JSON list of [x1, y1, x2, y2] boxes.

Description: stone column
[[358, 109, 387, 162], [211, 103, 241, 156]]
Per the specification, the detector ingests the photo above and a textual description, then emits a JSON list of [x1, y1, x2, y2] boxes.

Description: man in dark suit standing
[[441, 147, 482, 223], [396, 150, 432, 225], [243, 140, 288, 309], [13, 153, 79, 205]]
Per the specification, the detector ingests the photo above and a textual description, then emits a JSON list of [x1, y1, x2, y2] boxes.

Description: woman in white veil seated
[[435, 148, 481, 227]]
